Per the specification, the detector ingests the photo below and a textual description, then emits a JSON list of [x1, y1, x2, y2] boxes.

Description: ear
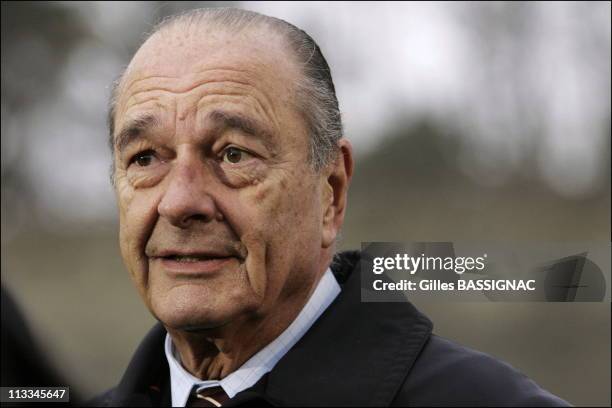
[[321, 138, 354, 248]]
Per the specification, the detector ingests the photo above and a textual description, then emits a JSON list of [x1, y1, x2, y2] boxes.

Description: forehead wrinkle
[[119, 74, 262, 126], [123, 77, 283, 135], [122, 67, 256, 101], [190, 66, 288, 122], [187, 66, 283, 129], [123, 91, 169, 119], [123, 96, 163, 115], [194, 87, 279, 135], [124, 79, 252, 107], [118, 73, 178, 109], [121, 73, 179, 94]]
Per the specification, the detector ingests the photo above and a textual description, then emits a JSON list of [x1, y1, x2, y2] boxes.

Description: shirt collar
[[164, 267, 341, 407]]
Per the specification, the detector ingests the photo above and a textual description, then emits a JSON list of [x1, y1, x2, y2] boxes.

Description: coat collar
[[111, 323, 170, 406], [110, 251, 433, 406], [247, 250, 433, 406]]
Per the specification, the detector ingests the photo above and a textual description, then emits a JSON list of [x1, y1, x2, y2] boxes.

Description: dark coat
[[90, 251, 570, 407], [2, 286, 82, 404]]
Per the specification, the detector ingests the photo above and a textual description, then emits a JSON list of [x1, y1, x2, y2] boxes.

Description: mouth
[[150, 252, 237, 276], [161, 254, 230, 262]]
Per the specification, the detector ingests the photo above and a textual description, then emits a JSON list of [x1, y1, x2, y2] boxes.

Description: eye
[[129, 150, 157, 167], [222, 146, 252, 164]]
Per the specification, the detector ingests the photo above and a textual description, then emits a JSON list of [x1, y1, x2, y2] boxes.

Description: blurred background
[[1, 1, 610, 405]]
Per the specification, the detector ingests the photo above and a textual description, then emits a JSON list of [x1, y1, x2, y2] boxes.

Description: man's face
[[112, 26, 329, 331]]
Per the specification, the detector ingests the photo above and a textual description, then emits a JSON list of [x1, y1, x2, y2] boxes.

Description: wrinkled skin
[[112, 24, 353, 379]]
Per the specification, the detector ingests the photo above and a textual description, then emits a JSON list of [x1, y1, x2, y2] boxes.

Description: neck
[[166, 261, 331, 380]]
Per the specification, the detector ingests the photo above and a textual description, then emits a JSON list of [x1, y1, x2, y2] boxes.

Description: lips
[[157, 253, 233, 262], [148, 250, 237, 276], [163, 255, 216, 263]]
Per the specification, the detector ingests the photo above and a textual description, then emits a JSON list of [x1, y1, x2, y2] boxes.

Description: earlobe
[[321, 181, 336, 248]]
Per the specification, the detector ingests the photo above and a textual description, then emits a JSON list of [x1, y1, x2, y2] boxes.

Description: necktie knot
[[186, 386, 230, 407]]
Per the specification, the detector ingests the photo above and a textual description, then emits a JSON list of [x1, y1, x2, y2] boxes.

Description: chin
[[163, 310, 219, 331], [150, 285, 256, 332]]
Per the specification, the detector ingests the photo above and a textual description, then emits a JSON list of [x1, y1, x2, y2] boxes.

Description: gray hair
[[108, 7, 343, 181]]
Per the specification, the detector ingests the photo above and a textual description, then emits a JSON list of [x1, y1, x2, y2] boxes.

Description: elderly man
[[92, 8, 569, 407]]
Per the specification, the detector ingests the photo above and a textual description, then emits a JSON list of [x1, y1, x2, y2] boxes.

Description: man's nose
[[157, 160, 219, 228]]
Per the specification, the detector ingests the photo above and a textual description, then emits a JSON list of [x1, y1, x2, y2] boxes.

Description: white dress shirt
[[164, 267, 341, 407]]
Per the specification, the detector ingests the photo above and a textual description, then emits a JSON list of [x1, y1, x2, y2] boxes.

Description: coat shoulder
[[394, 334, 571, 407]]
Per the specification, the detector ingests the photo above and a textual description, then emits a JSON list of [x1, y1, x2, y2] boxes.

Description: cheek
[[231, 172, 322, 295], [117, 186, 160, 286], [249, 174, 318, 235]]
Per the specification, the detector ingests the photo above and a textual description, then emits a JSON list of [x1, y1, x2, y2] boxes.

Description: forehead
[[117, 24, 298, 109], [111, 23, 306, 152]]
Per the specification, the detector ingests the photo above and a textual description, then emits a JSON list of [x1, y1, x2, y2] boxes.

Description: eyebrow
[[113, 109, 275, 153], [114, 114, 160, 153], [205, 109, 275, 146]]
